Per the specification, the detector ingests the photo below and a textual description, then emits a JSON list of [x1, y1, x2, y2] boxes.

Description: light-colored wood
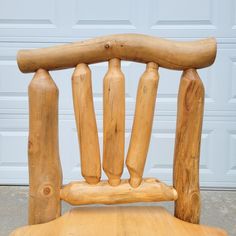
[[28, 69, 62, 224], [126, 62, 159, 187], [10, 206, 227, 236], [60, 178, 177, 205], [173, 69, 205, 224], [103, 58, 125, 186], [14, 34, 223, 236], [72, 64, 101, 184], [17, 34, 216, 73]]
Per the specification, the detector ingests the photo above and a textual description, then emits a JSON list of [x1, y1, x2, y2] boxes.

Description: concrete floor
[[0, 187, 235, 236]]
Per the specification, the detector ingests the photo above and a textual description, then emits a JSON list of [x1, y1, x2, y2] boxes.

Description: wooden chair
[[11, 34, 227, 236]]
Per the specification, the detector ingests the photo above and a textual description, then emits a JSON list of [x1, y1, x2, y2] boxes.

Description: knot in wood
[[104, 42, 111, 49], [40, 184, 54, 197], [43, 187, 51, 195]]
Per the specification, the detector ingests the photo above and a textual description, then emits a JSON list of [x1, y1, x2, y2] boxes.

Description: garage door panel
[[0, 0, 58, 39], [0, 0, 234, 40], [149, 0, 217, 29], [73, 0, 137, 29], [0, 0, 235, 187], [0, 118, 28, 184]]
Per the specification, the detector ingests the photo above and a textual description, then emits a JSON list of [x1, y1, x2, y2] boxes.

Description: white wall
[[0, 0, 235, 188]]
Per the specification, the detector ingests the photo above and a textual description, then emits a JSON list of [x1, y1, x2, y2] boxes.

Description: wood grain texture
[[17, 34, 216, 73], [10, 206, 227, 236], [60, 178, 177, 205], [103, 58, 125, 186], [72, 64, 101, 184], [173, 69, 205, 224], [28, 69, 62, 224], [126, 62, 159, 188]]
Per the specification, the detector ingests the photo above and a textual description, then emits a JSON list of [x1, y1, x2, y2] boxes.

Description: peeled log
[[126, 62, 159, 188], [17, 34, 216, 73], [173, 69, 204, 224], [103, 58, 125, 186], [72, 64, 101, 184], [28, 69, 62, 224], [60, 178, 178, 205]]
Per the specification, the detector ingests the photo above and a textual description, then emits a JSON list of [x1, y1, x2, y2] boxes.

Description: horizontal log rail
[[60, 178, 178, 205], [17, 34, 216, 73]]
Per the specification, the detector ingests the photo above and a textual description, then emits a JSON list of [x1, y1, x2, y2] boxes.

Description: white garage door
[[0, 0, 235, 188]]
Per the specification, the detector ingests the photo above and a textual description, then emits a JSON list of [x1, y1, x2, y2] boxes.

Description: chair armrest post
[[28, 69, 62, 224], [173, 69, 204, 224]]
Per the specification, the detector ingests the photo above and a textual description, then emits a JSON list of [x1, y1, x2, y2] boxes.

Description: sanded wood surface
[[126, 62, 159, 187], [60, 178, 177, 205], [28, 69, 62, 224], [10, 206, 227, 236], [14, 32, 221, 235], [17, 34, 216, 73], [72, 64, 101, 184], [173, 69, 205, 224], [103, 58, 125, 186]]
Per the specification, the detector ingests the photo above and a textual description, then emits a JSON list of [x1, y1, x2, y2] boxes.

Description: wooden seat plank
[[10, 206, 227, 236]]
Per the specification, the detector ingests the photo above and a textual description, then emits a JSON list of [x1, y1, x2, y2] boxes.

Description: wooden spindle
[[173, 69, 204, 224], [126, 62, 159, 188], [72, 64, 101, 184], [28, 69, 62, 224], [103, 58, 125, 186]]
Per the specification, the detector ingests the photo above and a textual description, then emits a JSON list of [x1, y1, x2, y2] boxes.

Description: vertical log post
[[72, 64, 101, 184], [103, 58, 125, 186], [126, 62, 159, 188], [28, 69, 62, 224], [173, 69, 205, 224]]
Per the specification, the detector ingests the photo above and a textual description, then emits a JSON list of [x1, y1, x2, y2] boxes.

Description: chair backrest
[[17, 34, 216, 226]]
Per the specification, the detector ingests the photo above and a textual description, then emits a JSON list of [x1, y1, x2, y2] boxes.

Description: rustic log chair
[[11, 34, 227, 236]]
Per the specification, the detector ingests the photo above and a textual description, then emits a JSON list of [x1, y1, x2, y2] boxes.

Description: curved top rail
[[17, 34, 216, 73]]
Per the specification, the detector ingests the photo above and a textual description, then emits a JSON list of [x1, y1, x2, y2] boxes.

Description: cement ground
[[0, 187, 235, 236]]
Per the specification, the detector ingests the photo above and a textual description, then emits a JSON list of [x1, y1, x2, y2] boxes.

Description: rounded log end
[[34, 68, 50, 78], [129, 177, 142, 188], [72, 63, 91, 79], [59, 188, 66, 201], [108, 178, 121, 186], [29, 68, 58, 94], [208, 37, 217, 66], [17, 50, 34, 73], [30, 69, 50, 84], [146, 62, 159, 70], [172, 188, 178, 201], [85, 176, 100, 185], [108, 58, 121, 68]]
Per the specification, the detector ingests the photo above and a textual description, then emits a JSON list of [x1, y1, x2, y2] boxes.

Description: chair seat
[[10, 206, 227, 236]]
